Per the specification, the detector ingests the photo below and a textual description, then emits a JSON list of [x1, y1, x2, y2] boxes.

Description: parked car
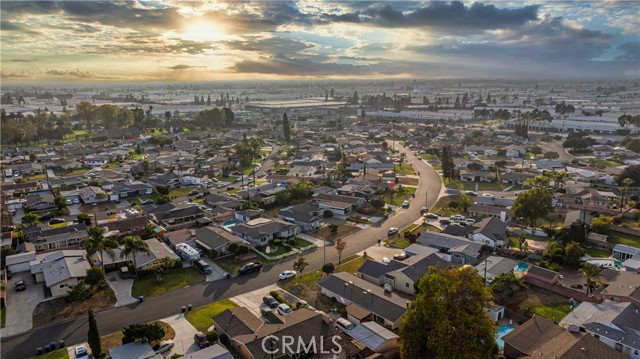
[[279, 270, 296, 281], [424, 213, 438, 219], [66, 199, 73, 205], [450, 214, 465, 221], [276, 304, 293, 316], [49, 218, 65, 225], [295, 300, 309, 309], [15, 280, 26, 292], [141, 199, 155, 205], [420, 207, 427, 214], [465, 191, 478, 196], [465, 219, 476, 225], [401, 200, 410, 208], [387, 227, 399, 236], [39, 213, 52, 221], [155, 340, 175, 354], [194, 259, 212, 275], [74, 345, 89, 359], [260, 307, 272, 317], [263, 295, 279, 308], [335, 318, 355, 333], [189, 190, 199, 196], [238, 262, 263, 275], [393, 253, 408, 261], [194, 332, 210, 348], [439, 219, 451, 225]]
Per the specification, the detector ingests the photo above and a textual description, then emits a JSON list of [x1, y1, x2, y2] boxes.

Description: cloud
[[45, 69, 101, 79], [1, 20, 40, 34], [167, 64, 206, 70], [5, 59, 37, 63], [617, 42, 640, 61], [0, 70, 34, 78], [224, 36, 313, 55], [320, 1, 539, 32]]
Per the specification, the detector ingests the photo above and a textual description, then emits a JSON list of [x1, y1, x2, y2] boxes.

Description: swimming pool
[[496, 325, 516, 350], [514, 262, 528, 272], [586, 259, 623, 269]]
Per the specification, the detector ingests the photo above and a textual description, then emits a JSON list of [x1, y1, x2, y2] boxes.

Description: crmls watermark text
[[261, 335, 342, 355]]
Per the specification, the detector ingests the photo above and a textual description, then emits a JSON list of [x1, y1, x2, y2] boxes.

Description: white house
[[83, 155, 109, 167], [29, 250, 90, 298]]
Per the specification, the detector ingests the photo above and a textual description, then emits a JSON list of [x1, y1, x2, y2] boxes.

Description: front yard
[[431, 195, 463, 217], [394, 163, 416, 175], [186, 299, 238, 332], [32, 285, 116, 327], [168, 186, 199, 198], [477, 182, 508, 191], [384, 186, 417, 206], [131, 267, 205, 298], [100, 320, 175, 355], [607, 231, 640, 248], [313, 224, 361, 242], [584, 247, 611, 258]]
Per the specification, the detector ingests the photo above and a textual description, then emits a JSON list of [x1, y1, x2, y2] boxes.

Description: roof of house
[[613, 244, 640, 256], [317, 272, 408, 323], [502, 316, 565, 356], [441, 224, 476, 237], [472, 216, 508, 243], [348, 321, 399, 352], [520, 330, 624, 359], [404, 243, 440, 257], [278, 201, 321, 223], [153, 205, 203, 222], [346, 303, 372, 320], [315, 193, 363, 205], [108, 342, 159, 359], [99, 216, 149, 233], [194, 226, 242, 250], [598, 269, 640, 301], [417, 231, 483, 258], [560, 301, 640, 337], [229, 217, 297, 239], [474, 255, 518, 280], [525, 265, 559, 281], [26, 192, 55, 205], [180, 344, 233, 359], [5, 251, 36, 266], [357, 258, 407, 279], [29, 250, 90, 286], [386, 253, 453, 282]]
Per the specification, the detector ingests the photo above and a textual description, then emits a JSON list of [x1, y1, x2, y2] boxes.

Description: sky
[[1, 0, 639, 83]]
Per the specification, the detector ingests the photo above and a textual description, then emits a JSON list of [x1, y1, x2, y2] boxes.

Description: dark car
[[439, 219, 451, 225], [194, 332, 210, 348], [238, 262, 263, 275], [49, 218, 65, 225], [189, 190, 199, 196], [15, 280, 26, 292], [263, 295, 279, 308], [387, 227, 399, 236], [39, 214, 53, 221]]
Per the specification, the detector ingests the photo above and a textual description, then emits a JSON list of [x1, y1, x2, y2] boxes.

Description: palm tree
[[84, 226, 119, 274], [578, 262, 602, 295], [459, 194, 472, 214], [121, 236, 150, 276], [619, 178, 635, 211]]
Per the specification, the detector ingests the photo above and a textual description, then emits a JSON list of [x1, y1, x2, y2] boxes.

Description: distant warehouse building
[[506, 115, 628, 134]]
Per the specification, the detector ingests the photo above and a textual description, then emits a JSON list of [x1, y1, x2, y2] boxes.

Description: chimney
[[500, 211, 506, 222]]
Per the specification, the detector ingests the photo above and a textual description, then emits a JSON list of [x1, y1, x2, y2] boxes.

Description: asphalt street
[[0, 143, 442, 359]]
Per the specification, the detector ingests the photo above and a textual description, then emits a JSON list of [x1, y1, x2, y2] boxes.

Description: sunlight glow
[[181, 21, 227, 42]]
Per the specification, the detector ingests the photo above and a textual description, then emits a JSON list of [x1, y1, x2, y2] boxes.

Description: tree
[[64, 283, 92, 302], [542, 240, 565, 266], [400, 266, 497, 359], [122, 236, 150, 276], [619, 177, 635, 210], [122, 322, 165, 344], [85, 267, 105, 286], [578, 262, 602, 295], [491, 272, 527, 304], [564, 241, 584, 267], [21, 213, 40, 226], [275, 190, 291, 206], [335, 237, 346, 264], [77, 213, 92, 226], [591, 215, 612, 235], [84, 226, 119, 273], [459, 194, 472, 213], [618, 164, 640, 186], [282, 112, 291, 143], [513, 188, 553, 229], [322, 263, 335, 276], [88, 308, 101, 358], [293, 256, 309, 274], [543, 151, 560, 160], [440, 146, 455, 179], [54, 196, 68, 211]]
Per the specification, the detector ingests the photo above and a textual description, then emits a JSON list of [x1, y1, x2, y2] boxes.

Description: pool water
[[496, 325, 516, 350], [586, 259, 623, 269], [514, 262, 528, 272]]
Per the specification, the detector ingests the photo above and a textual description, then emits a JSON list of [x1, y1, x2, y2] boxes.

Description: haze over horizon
[[1, 0, 639, 84]]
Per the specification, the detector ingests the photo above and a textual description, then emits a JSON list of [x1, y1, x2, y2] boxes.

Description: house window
[[405, 283, 409, 288], [615, 343, 623, 352], [60, 283, 68, 289], [594, 334, 600, 339]]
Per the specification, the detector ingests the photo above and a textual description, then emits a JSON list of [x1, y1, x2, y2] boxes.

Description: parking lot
[[2, 271, 45, 336]]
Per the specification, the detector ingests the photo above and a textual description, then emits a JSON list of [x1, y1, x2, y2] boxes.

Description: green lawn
[[533, 303, 572, 322], [594, 159, 620, 168], [102, 162, 121, 169], [240, 166, 256, 176], [256, 243, 294, 257], [132, 267, 205, 298], [168, 186, 198, 198], [31, 348, 69, 359], [289, 237, 314, 249], [255, 179, 267, 186], [420, 153, 436, 160], [227, 187, 240, 195], [395, 163, 416, 175], [186, 299, 238, 332], [24, 173, 46, 180], [477, 182, 507, 191], [445, 179, 475, 191], [50, 222, 69, 229], [385, 236, 411, 249], [584, 247, 611, 258], [127, 153, 146, 161], [607, 231, 640, 248], [58, 168, 90, 176], [402, 224, 419, 234], [385, 187, 417, 206]]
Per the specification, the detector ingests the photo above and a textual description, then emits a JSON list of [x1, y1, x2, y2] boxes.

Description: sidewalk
[[297, 233, 325, 247]]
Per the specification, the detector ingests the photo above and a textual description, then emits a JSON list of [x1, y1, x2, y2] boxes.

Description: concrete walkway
[[160, 314, 200, 357], [106, 273, 136, 306]]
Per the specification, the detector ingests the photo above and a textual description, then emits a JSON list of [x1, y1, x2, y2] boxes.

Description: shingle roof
[[357, 258, 407, 279], [417, 231, 483, 259], [520, 331, 624, 359], [503, 316, 565, 356], [194, 226, 242, 250], [278, 201, 321, 223], [473, 216, 508, 243]]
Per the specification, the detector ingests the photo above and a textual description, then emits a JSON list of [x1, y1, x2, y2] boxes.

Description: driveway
[[160, 314, 200, 357], [2, 271, 45, 336], [200, 257, 227, 282], [230, 284, 280, 318], [358, 245, 404, 262], [106, 272, 136, 306]]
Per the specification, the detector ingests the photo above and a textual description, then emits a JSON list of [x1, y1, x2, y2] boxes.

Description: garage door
[[8, 262, 31, 273]]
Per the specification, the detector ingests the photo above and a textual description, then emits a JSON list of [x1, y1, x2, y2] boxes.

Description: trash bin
[[226, 272, 231, 279], [36, 347, 43, 355], [138, 296, 144, 303], [188, 304, 192, 311], [181, 306, 186, 313], [58, 340, 65, 349]]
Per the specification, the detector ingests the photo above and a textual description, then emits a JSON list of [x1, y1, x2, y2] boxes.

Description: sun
[[181, 21, 227, 42]]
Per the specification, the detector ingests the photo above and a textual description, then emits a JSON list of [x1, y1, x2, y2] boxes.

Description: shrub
[[329, 224, 339, 233], [206, 331, 218, 343], [323, 210, 334, 218], [282, 244, 292, 252], [64, 283, 93, 303], [322, 263, 335, 276], [256, 245, 265, 252], [269, 291, 284, 303], [236, 245, 249, 255], [273, 239, 282, 245], [227, 243, 239, 253], [122, 322, 165, 344], [85, 267, 105, 287], [287, 238, 296, 246]]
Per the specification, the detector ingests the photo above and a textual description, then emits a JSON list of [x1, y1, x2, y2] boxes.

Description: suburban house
[[27, 223, 89, 252], [78, 186, 108, 204], [203, 192, 243, 210], [5, 251, 37, 273], [474, 255, 518, 284], [613, 244, 640, 272], [343, 321, 399, 356], [560, 301, 640, 359], [278, 201, 324, 231], [357, 253, 453, 294], [212, 307, 331, 359], [229, 217, 299, 245], [598, 269, 640, 306], [107, 342, 158, 359], [194, 226, 243, 255], [110, 181, 153, 200], [416, 232, 483, 265], [523, 265, 561, 285], [317, 272, 409, 329], [237, 182, 287, 204], [83, 154, 109, 167], [148, 173, 180, 190], [100, 239, 179, 271], [314, 193, 365, 216], [146, 204, 204, 228], [29, 250, 90, 298], [234, 209, 262, 223], [180, 345, 233, 359], [25, 193, 56, 211], [469, 216, 509, 247], [459, 170, 497, 183], [98, 216, 150, 236], [503, 316, 623, 359]]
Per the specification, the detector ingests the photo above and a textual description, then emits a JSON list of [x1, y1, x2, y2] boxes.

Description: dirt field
[[32, 285, 116, 327]]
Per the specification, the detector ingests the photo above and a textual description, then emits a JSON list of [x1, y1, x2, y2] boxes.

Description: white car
[[277, 303, 293, 315], [155, 339, 175, 354], [450, 214, 466, 221], [279, 270, 297, 281], [74, 345, 89, 359]]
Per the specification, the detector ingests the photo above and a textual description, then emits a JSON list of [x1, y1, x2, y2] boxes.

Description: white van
[[175, 243, 200, 261], [334, 318, 355, 333], [4, 169, 13, 178]]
